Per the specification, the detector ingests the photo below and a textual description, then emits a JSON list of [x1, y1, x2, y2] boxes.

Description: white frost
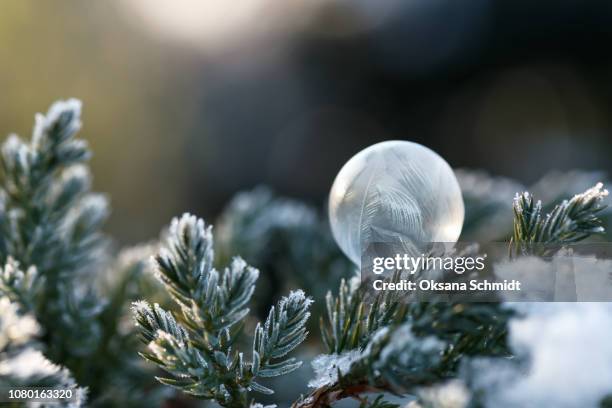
[[0, 296, 39, 351], [0, 348, 62, 379], [308, 350, 362, 389]]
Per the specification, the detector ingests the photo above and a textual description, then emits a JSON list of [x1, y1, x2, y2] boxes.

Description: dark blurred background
[[2, 0, 612, 245]]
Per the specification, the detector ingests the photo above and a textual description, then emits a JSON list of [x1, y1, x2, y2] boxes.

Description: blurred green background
[[2, 0, 612, 245]]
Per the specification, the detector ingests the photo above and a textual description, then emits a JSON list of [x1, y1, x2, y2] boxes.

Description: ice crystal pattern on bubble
[[328, 141, 464, 265]]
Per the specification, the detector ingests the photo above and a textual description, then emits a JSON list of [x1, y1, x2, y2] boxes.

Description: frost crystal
[[0, 296, 39, 350], [308, 350, 362, 388], [33, 98, 82, 148], [0, 348, 63, 379]]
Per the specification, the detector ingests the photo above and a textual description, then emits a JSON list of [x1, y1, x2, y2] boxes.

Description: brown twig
[[291, 383, 390, 408]]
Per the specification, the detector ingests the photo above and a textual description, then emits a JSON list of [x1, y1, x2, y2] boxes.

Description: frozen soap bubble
[[328, 140, 464, 266]]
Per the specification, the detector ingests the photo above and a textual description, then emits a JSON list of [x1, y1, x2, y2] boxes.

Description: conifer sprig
[[320, 277, 401, 354], [134, 213, 312, 407], [0, 100, 117, 406], [0, 99, 107, 282], [512, 183, 608, 245], [0, 100, 170, 406], [252, 289, 312, 379]]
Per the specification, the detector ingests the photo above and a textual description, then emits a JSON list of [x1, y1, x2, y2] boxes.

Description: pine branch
[[0, 100, 104, 279], [134, 213, 312, 407], [512, 183, 608, 246], [154, 214, 258, 349], [0, 100, 165, 406], [0, 100, 125, 406], [320, 276, 403, 355], [0, 100, 109, 363], [307, 280, 510, 406], [251, 289, 312, 378]]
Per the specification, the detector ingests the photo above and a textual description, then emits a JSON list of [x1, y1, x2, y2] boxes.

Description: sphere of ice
[[328, 140, 464, 266]]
